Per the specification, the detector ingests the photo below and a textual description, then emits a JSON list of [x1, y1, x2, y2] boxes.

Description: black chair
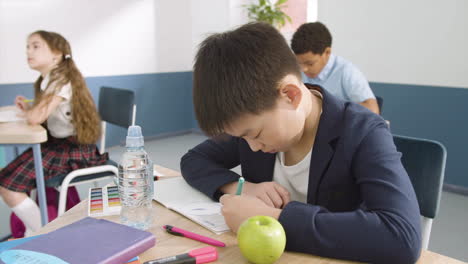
[[393, 134, 447, 250], [44, 87, 136, 216], [376, 95, 383, 115]]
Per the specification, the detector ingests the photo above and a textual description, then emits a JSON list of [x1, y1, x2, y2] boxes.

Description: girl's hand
[[15, 95, 29, 111], [220, 194, 282, 233], [24, 95, 63, 125]]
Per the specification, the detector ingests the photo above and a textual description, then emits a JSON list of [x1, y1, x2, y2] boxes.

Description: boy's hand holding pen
[[219, 179, 283, 233], [223, 178, 290, 209]]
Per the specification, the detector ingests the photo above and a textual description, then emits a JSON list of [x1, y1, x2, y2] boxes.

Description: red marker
[[143, 246, 217, 264]]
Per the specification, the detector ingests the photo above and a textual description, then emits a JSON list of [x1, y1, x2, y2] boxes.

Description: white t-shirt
[[273, 149, 312, 203], [40, 74, 76, 138]]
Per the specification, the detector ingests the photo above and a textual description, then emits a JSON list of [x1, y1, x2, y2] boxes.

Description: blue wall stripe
[[0, 71, 194, 163], [0, 147, 4, 167], [371, 82, 468, 188], [85, 72, 194, 146]]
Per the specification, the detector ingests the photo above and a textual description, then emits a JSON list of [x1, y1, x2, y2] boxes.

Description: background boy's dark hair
[[291, 22, 332, 55], [193, 22, 301, 137]]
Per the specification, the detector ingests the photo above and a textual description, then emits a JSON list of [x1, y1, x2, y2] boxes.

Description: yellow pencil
[[23, 99, 34, 103]]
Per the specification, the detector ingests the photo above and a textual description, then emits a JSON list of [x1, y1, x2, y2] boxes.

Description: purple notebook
[[0, 217, 156, 264]]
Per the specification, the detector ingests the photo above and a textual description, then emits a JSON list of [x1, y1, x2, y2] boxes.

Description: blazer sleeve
[[278, 124, 422, 264], [180, 136, 242, 201]]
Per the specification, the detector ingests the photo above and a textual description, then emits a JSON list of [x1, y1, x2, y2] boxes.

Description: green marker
[[236, 177, 245, 195], [23, 99, 34, 103]]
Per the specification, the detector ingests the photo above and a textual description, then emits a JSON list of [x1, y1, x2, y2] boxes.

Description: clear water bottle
[[118, 125, 154, 230]]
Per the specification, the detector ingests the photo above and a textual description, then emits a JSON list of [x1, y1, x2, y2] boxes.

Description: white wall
[[0, 0, 254, 85], [191, 0, 230, 61], [154, 1, 193, 73], [154, 0, 250, 74], [318, 0, 468, 88], [0, 0, 161, 83]]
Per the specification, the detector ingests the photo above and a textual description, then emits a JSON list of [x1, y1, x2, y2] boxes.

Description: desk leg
[[13, 146, 19, 157], [32, 144, 48, 226]]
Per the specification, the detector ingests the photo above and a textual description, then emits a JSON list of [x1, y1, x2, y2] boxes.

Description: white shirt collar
[[40, 73, 51, 91]]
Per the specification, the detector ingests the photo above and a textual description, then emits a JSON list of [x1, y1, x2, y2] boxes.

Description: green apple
[[237, 215, 286, 264]]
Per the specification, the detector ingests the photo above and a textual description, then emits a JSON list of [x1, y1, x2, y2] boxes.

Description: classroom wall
[[318, 0, 468, 189], [0, 0, 158, 82], [317, 0, 468, 88], [0, 0, 238, 82]]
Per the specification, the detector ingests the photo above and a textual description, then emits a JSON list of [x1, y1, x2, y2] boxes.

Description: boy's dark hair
[[193, 22, 301, 137], [291, 22, 332, 55]]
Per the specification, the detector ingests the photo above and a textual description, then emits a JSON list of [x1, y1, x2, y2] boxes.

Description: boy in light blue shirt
[[291, 22, 380, 114]]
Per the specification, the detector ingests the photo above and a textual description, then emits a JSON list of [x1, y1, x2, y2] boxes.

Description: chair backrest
[[376, 95, 383, 114], [393, 134, 446, 250], [98, 87, 135, 153], [99, 87, 135, 128], [393, 134, 446, 219]]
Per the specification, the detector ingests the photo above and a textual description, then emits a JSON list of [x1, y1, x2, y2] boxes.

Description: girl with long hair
[[0, 30, 108, 236]]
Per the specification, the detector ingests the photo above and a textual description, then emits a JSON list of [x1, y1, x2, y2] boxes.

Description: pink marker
[[163, 225, 226, 247], [143, 246, 217, 264]]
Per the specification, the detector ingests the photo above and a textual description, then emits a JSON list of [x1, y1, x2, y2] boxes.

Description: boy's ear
[[280, 84, 302, 109]]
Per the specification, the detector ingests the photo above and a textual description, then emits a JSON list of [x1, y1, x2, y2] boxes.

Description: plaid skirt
[[0, 135, 108, 192]]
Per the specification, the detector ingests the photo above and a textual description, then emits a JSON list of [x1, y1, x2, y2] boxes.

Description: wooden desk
[[34, 166, 466, 264], [0, 106, 49, 225]]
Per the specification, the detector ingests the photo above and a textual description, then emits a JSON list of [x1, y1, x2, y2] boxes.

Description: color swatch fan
[[88, 186, 122, 217]]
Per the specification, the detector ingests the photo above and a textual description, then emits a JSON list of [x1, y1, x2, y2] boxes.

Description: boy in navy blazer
[[181, 22, 421, 263]]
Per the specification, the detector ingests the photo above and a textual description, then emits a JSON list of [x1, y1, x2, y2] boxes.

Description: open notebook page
[[153, 177, 229, 234], [0, 109, 25, 122]]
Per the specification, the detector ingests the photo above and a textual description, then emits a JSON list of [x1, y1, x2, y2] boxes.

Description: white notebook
[[153, 177, 230, 234], [0, 109, 25, 122]]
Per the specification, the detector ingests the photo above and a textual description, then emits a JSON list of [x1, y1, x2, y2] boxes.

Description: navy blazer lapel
[[306, 85, 343, 204]]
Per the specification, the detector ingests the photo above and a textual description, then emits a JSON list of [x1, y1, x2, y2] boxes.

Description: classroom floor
[[1, 133, 467, 262]]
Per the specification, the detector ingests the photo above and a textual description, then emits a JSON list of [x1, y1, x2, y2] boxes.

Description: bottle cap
[[126, 125, 144, 147]]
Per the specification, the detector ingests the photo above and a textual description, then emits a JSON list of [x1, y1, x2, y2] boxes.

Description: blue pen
[[235, 177, 244, 195]]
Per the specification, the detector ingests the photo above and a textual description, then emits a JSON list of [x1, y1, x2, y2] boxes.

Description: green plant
[[245, 0, 292, 29]]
